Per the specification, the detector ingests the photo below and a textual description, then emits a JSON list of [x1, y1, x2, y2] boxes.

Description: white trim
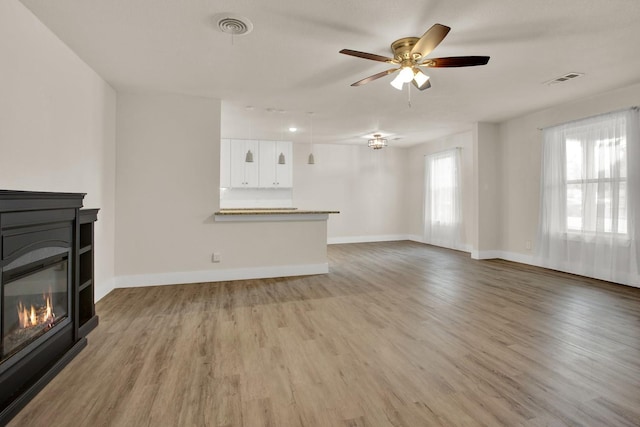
[[455, 243, 473, 253], [494, 251, 540, 266], [473, 250, 640, 289], [215, 213, 329, 222], [94, 277, 116, 302], [328, 235, 473, 253], [328, 234, 414, 244], [114, 263, 329, 289], [471, 250, 503, 260], [408, 236, 473, 253]]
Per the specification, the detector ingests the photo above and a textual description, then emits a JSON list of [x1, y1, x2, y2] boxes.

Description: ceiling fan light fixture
[[399, 66, 414, 83], [413, 69, 430, 88], [340, 23, 489, 91], [390, 74, 405, 90]]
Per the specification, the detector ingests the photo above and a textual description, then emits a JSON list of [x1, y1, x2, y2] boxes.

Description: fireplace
[[2, 251, 70, 363], [0, 190, 98, 424]]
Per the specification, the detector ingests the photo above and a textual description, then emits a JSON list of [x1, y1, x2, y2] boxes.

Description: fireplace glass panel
[[2, 258, 69, 361]]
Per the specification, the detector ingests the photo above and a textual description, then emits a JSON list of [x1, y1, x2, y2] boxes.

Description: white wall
[[115, 93, 328, 287], [406, 131, 475, 251], [473, 123, 501, 257], [0, 0, 117, 300], [292, 143, 409, 243], [499, 82, 640, 262]]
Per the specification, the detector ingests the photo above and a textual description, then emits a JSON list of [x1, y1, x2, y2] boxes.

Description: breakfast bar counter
[[214, 208, 339, 222]]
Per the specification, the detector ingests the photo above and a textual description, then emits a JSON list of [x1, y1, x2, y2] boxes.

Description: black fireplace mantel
[[0, 189, 85, 210], [0, 190, 98, 424]]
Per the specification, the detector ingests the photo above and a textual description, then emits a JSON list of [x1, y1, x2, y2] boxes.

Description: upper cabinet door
[[258, 140, 277, 188], [243, 140, 259, 187], [220, 139, 231, 188], [230, 139, 259, 187], [258, 140, 292, 188]]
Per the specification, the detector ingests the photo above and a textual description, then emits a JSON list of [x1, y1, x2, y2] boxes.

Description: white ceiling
[[20, 0, 640, 147]]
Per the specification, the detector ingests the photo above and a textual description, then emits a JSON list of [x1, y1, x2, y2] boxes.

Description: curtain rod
[[537, 106, 639, 131]]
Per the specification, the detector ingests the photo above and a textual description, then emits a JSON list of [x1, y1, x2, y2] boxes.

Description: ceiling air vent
[[213, 13, 253, 36], [545, 72, 585, 85]]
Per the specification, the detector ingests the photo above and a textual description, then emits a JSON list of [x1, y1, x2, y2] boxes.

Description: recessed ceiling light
[[289, 127, 297, 132]]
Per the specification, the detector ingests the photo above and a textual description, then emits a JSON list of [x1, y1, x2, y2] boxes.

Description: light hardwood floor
[[9, 241, 640, 426]]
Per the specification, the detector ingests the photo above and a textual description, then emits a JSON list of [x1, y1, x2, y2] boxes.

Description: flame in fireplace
[[16, 290, 55, 329]]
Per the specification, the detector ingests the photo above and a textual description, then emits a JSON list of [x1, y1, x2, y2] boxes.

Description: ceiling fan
[[340, 23, 490, 91]]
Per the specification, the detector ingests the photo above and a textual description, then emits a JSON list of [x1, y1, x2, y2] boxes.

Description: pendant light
[[245, 105, 255, 162], [279, 110, 287, 165], [245, 149, 254, 162]]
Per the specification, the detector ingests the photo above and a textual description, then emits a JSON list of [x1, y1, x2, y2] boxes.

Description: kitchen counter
[[214, 208, 339, 222]]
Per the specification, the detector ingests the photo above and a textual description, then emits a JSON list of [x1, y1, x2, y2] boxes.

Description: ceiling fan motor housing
[[391, 37, 421, 63]]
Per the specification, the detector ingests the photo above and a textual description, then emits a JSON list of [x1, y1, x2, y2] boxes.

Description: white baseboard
[[328, 234, 414, 244], [113, 263, 329, 289], [471, 249, 541, 264], [472, 250, 640, 288], [471, 250, 504, 260], [94, 277, 116, 302], [494, 251, 540, 266], [408, 236, 472, 254], [97, 247, 639, 301]]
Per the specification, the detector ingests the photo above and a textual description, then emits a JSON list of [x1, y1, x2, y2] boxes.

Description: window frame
[[564, 135, 628, 237]]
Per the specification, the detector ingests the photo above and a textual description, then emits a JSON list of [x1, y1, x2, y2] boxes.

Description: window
[[424, 149, 462, 249], [537, 108, 639, 285], [565, 133, 627, 234], [430, 154, 456, 224]]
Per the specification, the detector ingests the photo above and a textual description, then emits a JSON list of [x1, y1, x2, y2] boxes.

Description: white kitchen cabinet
[[221, 139, 292, 188], [220, 139, 231, 188], [229, 139, 259, 187], [259, 140, 292, 188]]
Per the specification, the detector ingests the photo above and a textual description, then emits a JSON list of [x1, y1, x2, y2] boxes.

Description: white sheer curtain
[[424, 148, 463, 250], [537, 108, 640, 285]]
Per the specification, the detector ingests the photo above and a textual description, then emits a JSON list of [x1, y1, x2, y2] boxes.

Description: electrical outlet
[[212, 252, 221, 263], [525, 240, 532, 251]]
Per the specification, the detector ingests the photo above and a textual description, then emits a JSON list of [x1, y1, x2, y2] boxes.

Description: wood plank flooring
[[8, 241, 640, 426]]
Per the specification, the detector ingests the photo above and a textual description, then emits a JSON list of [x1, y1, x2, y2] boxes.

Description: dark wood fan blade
[[351, 68, 399, 86], [412, 79, 432, 91], [410, 23, 451, 58], [421, 56, 490, 67], [340, 49, 396, 63]]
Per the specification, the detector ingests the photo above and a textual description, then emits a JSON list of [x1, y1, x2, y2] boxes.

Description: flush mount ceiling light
[[368, 134, 388, 150], [213, 13, 254, 36]]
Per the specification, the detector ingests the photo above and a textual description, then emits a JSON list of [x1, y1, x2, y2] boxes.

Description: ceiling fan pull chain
[[407, 82, 412, 108]]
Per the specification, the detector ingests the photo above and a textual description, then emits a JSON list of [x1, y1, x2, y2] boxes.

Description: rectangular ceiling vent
[[545, 72, 585, 85]]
